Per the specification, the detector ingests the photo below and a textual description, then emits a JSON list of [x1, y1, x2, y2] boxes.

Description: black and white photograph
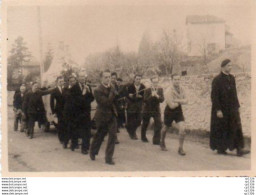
[[1, 0, 255, 176]]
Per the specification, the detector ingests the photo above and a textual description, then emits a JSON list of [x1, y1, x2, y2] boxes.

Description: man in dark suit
[[90, 70, 118, 165], [141, 75, 164, 144], [111, 72, 120, 143], [126, 74, 146, 140], [22, 82, 55, 139], [50, 76, 65, 144], [77, 72, 94, 154], [13, 84, 26, 132], [116, 78, 126, 128], [210, 59, 250, 156], [63, 76, 78, 149]]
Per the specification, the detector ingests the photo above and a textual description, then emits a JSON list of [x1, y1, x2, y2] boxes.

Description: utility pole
[[37, 6, 44, 85]]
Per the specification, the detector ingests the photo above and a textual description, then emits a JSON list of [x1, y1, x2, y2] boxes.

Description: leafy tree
[[8, 36, 31, 67], [7, 36, 32, 89], [138, 32, 155, 67], [155, 30, 184, 75]]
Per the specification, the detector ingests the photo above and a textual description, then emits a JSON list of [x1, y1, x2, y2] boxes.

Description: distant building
[[20, 58, 40, 79], [225, 31, 233, 48], [10, 57, 40, 86], [186, 15, 231, 57]]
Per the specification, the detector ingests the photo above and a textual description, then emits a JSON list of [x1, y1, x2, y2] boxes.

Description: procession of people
[[12, 59, 250, 165]]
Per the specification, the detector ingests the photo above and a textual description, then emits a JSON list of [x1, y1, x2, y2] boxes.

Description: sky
[[7, 5, 252, 65]]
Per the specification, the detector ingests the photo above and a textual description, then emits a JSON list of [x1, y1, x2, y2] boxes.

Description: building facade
[[186, 15, 226, 57]]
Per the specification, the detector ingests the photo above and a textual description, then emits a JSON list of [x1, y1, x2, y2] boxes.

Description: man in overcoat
[[126, 74, 145, 139], [62, 76, 78, 149], [210, 59, 250, 156], [77, 72, 94, 154], [116, 78, 126, 128], [13, 84, 26, 132], [22, 82, 55, 139]]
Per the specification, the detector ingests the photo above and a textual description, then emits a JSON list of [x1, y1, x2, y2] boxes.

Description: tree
[[7, 36, 32, 89], [8, 36, 32, 67], [138, 31, 154, 67], [155, 29, 184, 75]]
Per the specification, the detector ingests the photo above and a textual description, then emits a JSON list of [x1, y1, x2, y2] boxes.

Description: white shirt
[[58, 86, 62, 94]]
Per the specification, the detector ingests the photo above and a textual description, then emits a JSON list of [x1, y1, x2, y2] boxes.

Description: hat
[[221, 59, 231, 67]]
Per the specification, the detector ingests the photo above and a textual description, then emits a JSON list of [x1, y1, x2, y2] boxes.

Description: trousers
[[141, 111, 162, 143], [90, 117, 117, 161], [126, 110, 142, 136]]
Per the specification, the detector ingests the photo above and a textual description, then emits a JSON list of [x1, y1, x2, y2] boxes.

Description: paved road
[[7, 110, 250, 172]]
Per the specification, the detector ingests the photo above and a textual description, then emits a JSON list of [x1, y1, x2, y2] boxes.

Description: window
[[207, 43, 216, 55]]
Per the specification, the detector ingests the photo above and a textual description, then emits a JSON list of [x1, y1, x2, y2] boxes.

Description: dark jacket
[[83, 84, 94, 113], [126, 83, 146, 112], [116, 85, 127, 110], [50, 87, 66, 117], [93, 84, 117, 124], [13, 91, 25, 110], [143, 87, 164, 113], [63, 83, 94, 124], [63, 83, 82, 121], [22, 89, 55, 115]]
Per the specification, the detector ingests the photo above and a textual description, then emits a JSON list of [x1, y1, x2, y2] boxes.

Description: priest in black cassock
[[210, 59, 250, 156]]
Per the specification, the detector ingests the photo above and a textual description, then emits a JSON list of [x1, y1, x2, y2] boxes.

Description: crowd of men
[[13, 59, 250, 165]]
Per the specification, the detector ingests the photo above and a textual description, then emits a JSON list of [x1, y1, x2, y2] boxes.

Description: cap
[[221, 59, 231, 67]]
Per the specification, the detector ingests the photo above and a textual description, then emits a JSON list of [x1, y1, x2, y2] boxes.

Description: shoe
[[141, 137, 149, 142], [71, 145, 75, 151], [29, 130, 33, 139], [90, 153, 95, 160], [133, 133, 138, 140], [75, 145, 79, 149], [81, 149, 89, 155], [63, 143, 67, 149], [20, 129, 24, 132], [153, 142, 160, 145], [115, 141, 120, 144], [237, 149, 250, 157], [160, 143, 168, 151], [105, 160, 115, 165], [178, 148, 186, 156], [217, 150, 227, 155]]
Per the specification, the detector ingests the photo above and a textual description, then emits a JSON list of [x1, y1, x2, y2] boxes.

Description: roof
[[21, 65, 40, 68], [186, 15, 225, 24]]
